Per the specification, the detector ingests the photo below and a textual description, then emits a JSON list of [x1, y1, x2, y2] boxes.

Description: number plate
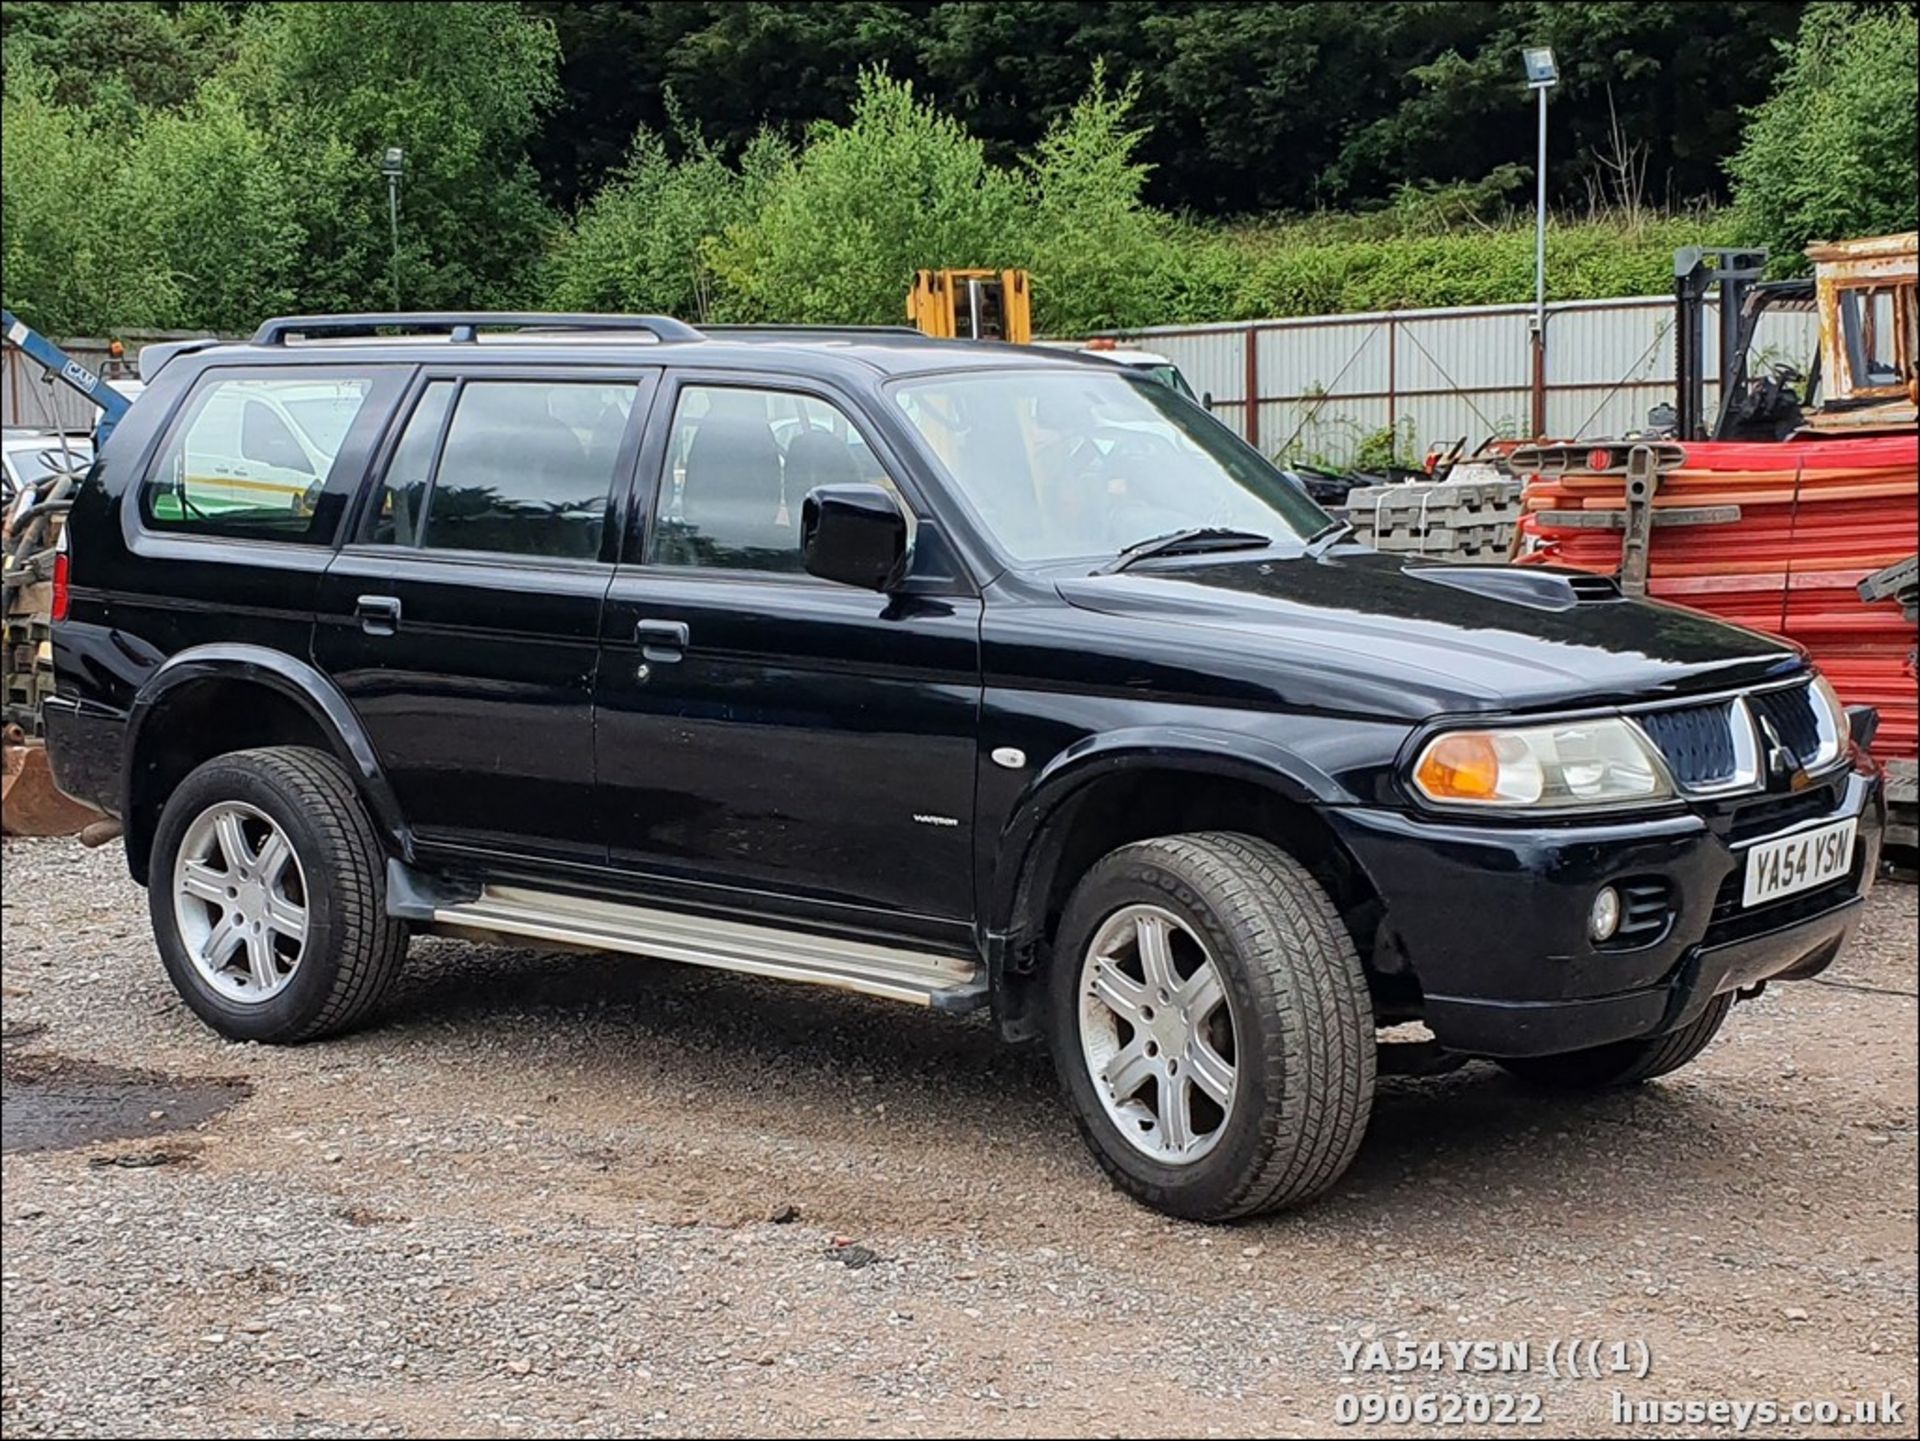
[[1742, 817, 1856, 908]]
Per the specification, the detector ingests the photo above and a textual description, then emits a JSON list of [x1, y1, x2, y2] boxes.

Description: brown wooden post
[[1387, 317, 1398, 437], [1530, 323, 1548, 438], [1244, 327, 1260, 450]]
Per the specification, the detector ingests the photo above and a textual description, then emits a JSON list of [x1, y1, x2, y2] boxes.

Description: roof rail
[[248, 312, 706, 346], [700, 324, 934, 339]]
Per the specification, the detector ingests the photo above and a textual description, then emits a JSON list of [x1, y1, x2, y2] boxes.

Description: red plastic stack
[[1516, 433, 1919, 764]]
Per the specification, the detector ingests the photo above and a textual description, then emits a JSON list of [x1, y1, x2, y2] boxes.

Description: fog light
[[1589, 886, 1622, 942]]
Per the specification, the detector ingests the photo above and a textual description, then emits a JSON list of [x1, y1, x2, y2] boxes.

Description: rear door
[[313, 368, 656, 865], [113, 365, 402, 665]]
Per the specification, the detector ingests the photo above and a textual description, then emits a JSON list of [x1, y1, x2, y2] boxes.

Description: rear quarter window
[[140, 371, 386, 544]]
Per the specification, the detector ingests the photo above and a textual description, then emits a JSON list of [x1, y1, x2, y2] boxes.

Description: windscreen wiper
[[1304, 518, 1353, 555], [1099, 527, 1272, 574]]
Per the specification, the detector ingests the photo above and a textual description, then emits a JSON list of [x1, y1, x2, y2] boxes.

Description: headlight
[[1808, 674, 1846, 767], [1411, 718, 1673, 808]]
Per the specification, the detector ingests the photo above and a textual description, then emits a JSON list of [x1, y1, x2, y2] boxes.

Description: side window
[[366, 381, 454, 545], [142, 375, 375, 541], [650, 386, 904, 573], [364, 380, 636, 560]]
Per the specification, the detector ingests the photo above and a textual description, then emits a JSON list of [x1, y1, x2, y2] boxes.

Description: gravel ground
[[2, 836, 1915, 1438]]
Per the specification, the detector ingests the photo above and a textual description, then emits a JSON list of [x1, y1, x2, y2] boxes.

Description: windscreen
[[891, 369, 1327, 564]]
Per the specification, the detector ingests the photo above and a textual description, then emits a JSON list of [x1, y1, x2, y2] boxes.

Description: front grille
[[1637, 701, 1740, 789], [1723, 781, 1839, 845], [1750, 684, 1823, 767], [1703, 838, 1863, 947]]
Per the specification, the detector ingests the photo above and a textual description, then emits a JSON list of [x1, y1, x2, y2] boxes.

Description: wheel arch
[[123, 645, 411, 882], [987, 730, 1397, 1040]]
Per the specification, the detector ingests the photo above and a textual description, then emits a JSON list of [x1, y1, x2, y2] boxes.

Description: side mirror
[[802, 484, 910, 591], [1202, 391, 1215, 412]]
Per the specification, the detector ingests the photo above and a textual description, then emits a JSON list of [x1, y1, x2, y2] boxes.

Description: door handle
[[634, 618, 690, 662], [356, 594, 403, 636]]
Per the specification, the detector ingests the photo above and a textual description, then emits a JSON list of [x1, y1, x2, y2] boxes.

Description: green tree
[[525, 3, 1806, 219], [0, 64, 178, 335], [111, 84, 304, 332], [227, 1, 562, 311], [1324, 3, 1805, 216], [546, 118, 791, 319], [1023, 65, 1166, 332], [1, 2, 1869, 336], [711, 70, 1025, 323], [918, 1, 1164, 164], [0, 1, 238, 123], [530, 1, 926, 212], [1729, 2, 1919, 263]]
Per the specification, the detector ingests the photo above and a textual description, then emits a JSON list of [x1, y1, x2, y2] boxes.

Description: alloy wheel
[[171, 801, 308, 1004], [1078, 903, 1238, 1163]]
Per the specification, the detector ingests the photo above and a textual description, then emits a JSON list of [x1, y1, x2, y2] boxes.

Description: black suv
[[46, 312, 1886, 1220]]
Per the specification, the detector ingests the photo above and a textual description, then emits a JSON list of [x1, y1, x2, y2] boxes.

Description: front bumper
[[1328, 764, 1884, 1058]]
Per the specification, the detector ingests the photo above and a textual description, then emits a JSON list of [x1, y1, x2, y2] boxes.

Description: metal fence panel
[[1548, 297, 1671, 386], [2, 342, 114, 431], [1107, 294, 1822, 466], [1414, 388, 1535, 454], [1257, 318, 1391, 402], [1750, 305, 1821, 373], [1396, 308, 1532, 393], [1546, 384, 1665, 444], [1258, 396, 1392, 464], [1145, 332, 1245, 416]]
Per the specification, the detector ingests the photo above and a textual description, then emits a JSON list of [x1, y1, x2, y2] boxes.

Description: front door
[[314, 369, 655, 864], [595, 377, 982, 944]]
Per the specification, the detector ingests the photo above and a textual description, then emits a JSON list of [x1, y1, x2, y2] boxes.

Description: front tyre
[[149, 746, 408, 1043], [1048, 832, 1375, 1220], [1496, 993, 1733, 1090]]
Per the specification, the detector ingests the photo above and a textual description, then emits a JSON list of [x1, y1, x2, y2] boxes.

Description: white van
[[157, 379, 368, 519]]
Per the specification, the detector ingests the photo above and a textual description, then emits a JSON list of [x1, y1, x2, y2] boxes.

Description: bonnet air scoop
[[1407, 566, 1622, 611]]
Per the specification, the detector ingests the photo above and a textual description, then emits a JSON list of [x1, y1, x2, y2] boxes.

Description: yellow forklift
[[905, 268, 1202, 399], [906, 269, 1031, 343]]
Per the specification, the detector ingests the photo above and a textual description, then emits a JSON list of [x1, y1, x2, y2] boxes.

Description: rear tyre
[[1048, 832, 1375, 1221], [1496, 993, 1733, 1090], [149, 746, 408, 1043]]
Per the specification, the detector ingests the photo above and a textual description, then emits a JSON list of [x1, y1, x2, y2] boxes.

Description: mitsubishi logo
[[1756, 713, 1807, 789]]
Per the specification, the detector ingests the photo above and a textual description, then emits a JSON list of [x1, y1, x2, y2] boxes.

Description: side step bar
[[423, 882, 988, 1013]]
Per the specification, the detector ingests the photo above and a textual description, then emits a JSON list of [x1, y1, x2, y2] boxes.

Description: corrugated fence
[[1104, 294, 1821, 466], [2, 339, 119, 431]]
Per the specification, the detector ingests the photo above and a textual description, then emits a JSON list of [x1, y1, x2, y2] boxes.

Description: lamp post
[[1522, 47, 1558, 438], [380, 146, 405, 312]]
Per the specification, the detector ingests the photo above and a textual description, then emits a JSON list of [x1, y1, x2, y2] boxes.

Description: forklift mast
[[1671, 247, 1772, 441], [906, 270, 1031, 344]]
